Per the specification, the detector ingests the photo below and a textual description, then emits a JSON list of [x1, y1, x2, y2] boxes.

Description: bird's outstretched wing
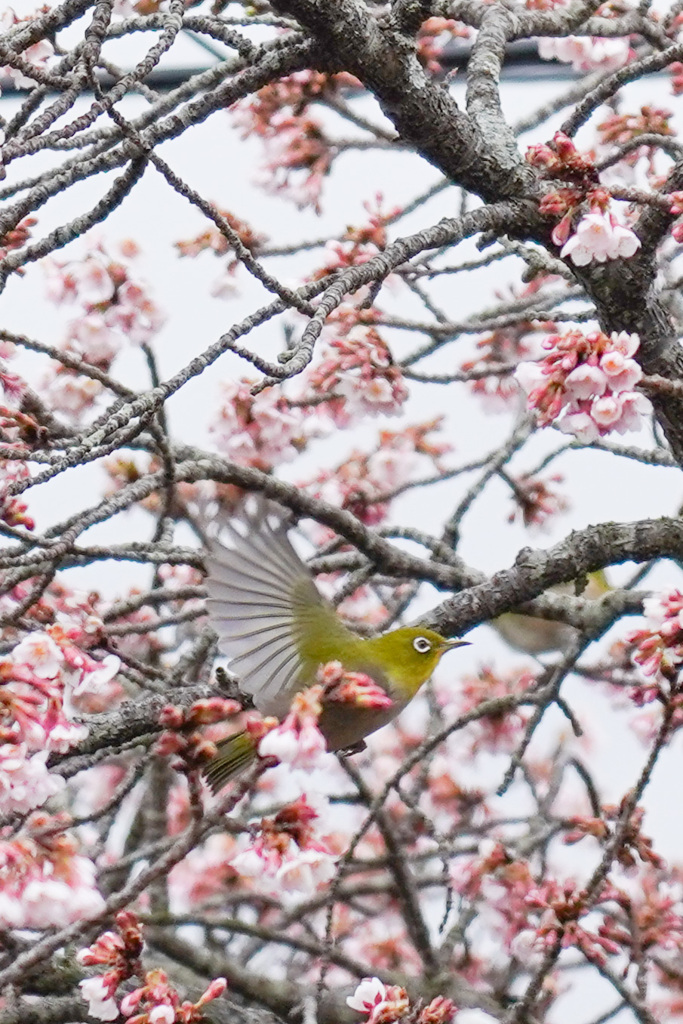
[[204, 501, 340, 716]]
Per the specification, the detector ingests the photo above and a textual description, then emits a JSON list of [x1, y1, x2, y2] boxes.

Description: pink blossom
[[516, 328, 649, 442], [0, 744, 64, 814], [70, 256, 116, 305], [557, 409, 600, 443], [77, 931, 126, 966], [12, 631, 63, 678], [514, 360, 545, 395], [599, 350, 642, 392], [66, 313, 119, 366], [303, 322, 408, 425], [43, 371, 102, 419], [563, 364, 607, 401], [79, 976, 119, 1022], [347, 978, 387, 1015], [591, 394, 622, 426], [71, 654, 121, 698], [627, 589, 683, 691], [46, 721, 89, 753], [104, 280, 165, 345], [149, 1006, 175, 1024], [537, 35, 629, 73], [258, 687, 328, 771], [561, 210, 641, 266], [259, 716, 327, 770], [210, 379, 317, 471], [609, 391, 650, 434], [275, 847, 337, 893], [0, 10, 56, 88]]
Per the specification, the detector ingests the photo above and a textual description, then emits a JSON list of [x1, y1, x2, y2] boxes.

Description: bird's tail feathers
[[203, 731, 257, 792]]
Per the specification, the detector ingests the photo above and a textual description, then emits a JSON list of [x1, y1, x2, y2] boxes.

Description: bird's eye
[[413, 636, 432, 654]]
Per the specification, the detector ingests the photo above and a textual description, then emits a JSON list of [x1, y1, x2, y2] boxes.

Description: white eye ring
[[413, 636, 431, 654]]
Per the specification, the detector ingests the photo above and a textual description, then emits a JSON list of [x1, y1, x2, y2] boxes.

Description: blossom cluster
[[537, 34, 630, 74], [0, 457, 35, 530], [120, 971, 226, 1024], [0, 216, 36, 267], [564, 799, 663, 871], [318, 659, 394, 709], [516, 328, 650, 443], [210, 378, 319, 472], [303, 320, 408, 425], [155, 696, 242, 770], [230, 794, 338, 896], [440, 664, 534, 755], [78, 910, 143, 1021], [231, 71, 358, 212], [626, 589, 683, 696], [0, 628, 120, 814], [175, 208, 266, 298], [309, 195, 400, 280], [527, 133, 641, 265], [347, 977, 455, 1024], [598, 105, 673, 178], [304, 419, 450, 527], [42, 238, 164, 419], [506, 472, 569, 530], [210, 316, 410, 474], [0, 812, 103, 929], [461, 277, 556, 412], [416, 17, 470, 74], [532, 1, 630, 74], [78, 912, 226, 1022], [463, 842, 618, 968], [258, 685, 328, 771]]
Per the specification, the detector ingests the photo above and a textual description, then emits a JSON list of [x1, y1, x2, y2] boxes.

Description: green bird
[[202, 503, 468, 791]]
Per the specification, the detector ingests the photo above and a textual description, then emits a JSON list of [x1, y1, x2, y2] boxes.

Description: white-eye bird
[[202, 502, 468, 790]]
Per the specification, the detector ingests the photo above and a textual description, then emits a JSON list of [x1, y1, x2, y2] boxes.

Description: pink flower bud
[[196, 977, 228, 1007], [158, 705, 184, 729]]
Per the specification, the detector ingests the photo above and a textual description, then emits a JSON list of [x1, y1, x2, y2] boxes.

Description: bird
[[491, 570, 611, 654], [202, 500, 468, 791]]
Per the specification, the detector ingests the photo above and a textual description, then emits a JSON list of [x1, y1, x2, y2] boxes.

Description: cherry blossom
[[516, 328, 650, 442], [303, 419, 449, 526], [41, 238, 164, 420], [303, 321, 408, 425], [79, 976, 119, 1022], [210, 378, 319, 471], [347, 977, 388, 1015], [0, 743, 64, 814], [537, 35, 630, 74], [259, 686, 328, 770], [12, 630, 63, 678], [0, 814, 104, 929], [560, 209, 641, 266], [229, 794, 338, 896], [318, 660, 393, 710], [416, 17, 470, 73], [625, 589, 683, 698], [346, 978, 410, 1024], [506, 472, 569, 529], [231, 71, 358, 212], [121, 970, 226, 1024]]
